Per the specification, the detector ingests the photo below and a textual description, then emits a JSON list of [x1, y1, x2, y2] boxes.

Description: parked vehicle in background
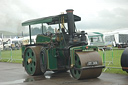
[[0, 38, 3, 50], [88, 32, 104, 46], [104, 31, 128, 48], [88, 32, 112, 49], [21, 35, 36, 45], [3, 38, 21, 50]]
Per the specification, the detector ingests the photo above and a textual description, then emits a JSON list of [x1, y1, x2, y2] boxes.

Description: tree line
[[31, 26, 54, 35]]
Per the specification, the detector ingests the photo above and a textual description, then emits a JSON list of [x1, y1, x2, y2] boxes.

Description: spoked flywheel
[[23, 46, 43, 76], [70, 51, 102, 80]]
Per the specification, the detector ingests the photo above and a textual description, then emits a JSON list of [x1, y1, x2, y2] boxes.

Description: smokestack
[[66, 9, 75, 36]]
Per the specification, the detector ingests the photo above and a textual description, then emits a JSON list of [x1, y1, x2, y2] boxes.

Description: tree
[[47, 26, 54, 33], [31, 27, 41, 35]]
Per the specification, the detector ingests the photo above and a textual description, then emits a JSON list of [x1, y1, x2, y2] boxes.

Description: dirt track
[[0, 62, 128, 85]]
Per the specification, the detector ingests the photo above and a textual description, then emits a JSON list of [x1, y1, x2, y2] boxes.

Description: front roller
[[70, 51, 103, 80], [121, 47, 128, 73], [23, 46, 43, 76]]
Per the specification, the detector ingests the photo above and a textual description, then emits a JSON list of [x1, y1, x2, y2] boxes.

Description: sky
[[0, 0, 128, 34]]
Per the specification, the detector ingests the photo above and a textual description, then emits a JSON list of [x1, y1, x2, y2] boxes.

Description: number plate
[[86, 61, 98, 66]]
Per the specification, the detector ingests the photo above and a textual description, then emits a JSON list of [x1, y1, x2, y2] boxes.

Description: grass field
[[0, 49, 22, 63], [0, 48, 127, 74], [99, 49, 127, 74]]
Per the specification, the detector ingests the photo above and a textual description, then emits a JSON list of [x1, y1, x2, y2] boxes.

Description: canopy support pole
[[42, 23, 43, 34], [29, 25, 32, 44]]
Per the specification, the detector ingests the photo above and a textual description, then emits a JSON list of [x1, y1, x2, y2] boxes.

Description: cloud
[[0, 0, 128, 34], [77, 7, 128, 32], [105, 0, 128, 6], [0, 0, 38, 33]]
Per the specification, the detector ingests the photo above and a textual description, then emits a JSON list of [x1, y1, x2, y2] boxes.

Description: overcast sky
[[0, 0, 128, 34]]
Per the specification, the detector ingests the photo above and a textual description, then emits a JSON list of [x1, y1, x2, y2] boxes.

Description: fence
[[0, 48, 22, 63], [100, 47, 125, 72]]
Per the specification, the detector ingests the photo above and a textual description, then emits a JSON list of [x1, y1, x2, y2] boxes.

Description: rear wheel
[[23, 46, 42, 76]]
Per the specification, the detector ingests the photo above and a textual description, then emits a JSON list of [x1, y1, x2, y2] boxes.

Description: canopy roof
[[88, 32, 103, 37], [22, 14, 81, 26]]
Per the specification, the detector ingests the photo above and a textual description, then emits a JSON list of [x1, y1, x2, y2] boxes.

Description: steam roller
[[21, 9, 105, 80], [121, 47, 128, 73]]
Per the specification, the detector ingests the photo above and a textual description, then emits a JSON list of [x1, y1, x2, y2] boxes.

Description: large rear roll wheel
[[23, 46, 42, 76], [70, 51, 102, 80]]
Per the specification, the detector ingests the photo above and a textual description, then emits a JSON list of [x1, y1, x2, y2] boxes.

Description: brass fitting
[[28, 58, 32, 63], [71, 64, 74, 68]]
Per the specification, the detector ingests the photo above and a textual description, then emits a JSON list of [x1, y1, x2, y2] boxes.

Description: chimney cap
[[66, 9, 74, 13]]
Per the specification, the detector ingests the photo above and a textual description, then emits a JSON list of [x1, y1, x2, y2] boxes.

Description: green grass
[[99, 49, 123, 67], [0, 49, 22, 63], [0, 48, 127, 74], [99, 49, 127, 74]]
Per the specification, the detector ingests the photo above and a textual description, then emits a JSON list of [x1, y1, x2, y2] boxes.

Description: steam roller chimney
[[66, 9, 75, 44], [66, 9, 75, 36]]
